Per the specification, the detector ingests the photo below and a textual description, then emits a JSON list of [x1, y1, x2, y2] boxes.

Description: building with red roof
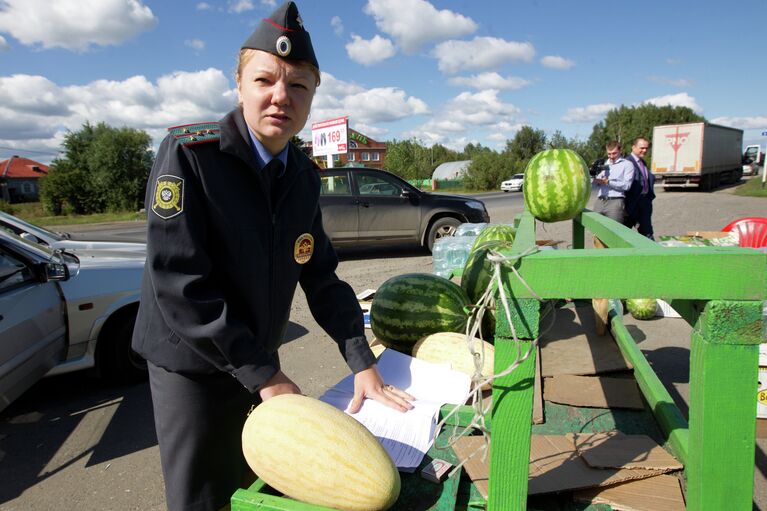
[[0, 156, 49, 203]]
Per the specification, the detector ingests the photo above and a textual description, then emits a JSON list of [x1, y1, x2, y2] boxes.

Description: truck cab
[[743, 144, 763, 176]]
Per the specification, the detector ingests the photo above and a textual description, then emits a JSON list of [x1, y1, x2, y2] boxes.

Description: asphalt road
[[1, 183, 765, 510]]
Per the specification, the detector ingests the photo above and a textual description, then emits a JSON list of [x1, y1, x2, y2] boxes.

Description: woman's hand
[[348, 365, 415, 414], [258, 370, 301, 401]]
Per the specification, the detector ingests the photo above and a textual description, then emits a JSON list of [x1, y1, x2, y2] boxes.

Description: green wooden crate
[[232, 208, 765, 511]]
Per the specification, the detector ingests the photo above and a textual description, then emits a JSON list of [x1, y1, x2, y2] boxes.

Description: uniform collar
[[246, 128, 288, 176]]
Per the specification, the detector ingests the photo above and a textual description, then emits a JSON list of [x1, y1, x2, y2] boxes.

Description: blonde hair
[[235, 48, 321, 88]]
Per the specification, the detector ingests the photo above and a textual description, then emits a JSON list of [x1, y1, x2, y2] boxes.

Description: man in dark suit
[[625, 137, 655, 239]]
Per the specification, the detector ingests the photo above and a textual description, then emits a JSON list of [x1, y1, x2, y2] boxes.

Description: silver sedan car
[[0, 211, 145, 253], [0, 228, 145, 412]]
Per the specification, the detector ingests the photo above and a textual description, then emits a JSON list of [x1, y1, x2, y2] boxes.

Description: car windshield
[[0, 212, 67, 244], [513, 174, 524, 179]]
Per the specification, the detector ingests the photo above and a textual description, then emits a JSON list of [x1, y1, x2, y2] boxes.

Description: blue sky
[[1, 0, 765, 164]]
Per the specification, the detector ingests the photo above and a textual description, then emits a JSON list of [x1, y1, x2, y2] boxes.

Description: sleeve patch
[[152, 175, 184, 219]]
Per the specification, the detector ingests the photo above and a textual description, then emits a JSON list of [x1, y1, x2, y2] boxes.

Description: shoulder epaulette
[[168, 122, 220, 146]]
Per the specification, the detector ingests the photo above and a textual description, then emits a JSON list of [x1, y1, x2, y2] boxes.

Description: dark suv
[[318, 167, 490, 251]]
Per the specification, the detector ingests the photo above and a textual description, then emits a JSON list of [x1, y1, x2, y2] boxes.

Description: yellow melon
[[412, 332, 495, 389], [241, 394, 400, 511]]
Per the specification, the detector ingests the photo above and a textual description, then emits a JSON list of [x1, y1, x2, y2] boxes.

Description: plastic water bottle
[[455, 222, 488, 237], [447, 236, 477, 270], [431, 237, 451, 277]]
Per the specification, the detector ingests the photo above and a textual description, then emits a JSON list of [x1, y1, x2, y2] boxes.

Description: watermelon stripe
[[370, 273, 470, 352], [524, 149, 589, 223]]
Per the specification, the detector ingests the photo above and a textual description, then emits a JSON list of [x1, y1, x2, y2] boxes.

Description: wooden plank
[[685, 300, 760, 511], [487, 338, 536, 510], [496, 246, 766, 300], [609, 302, 689, 464], [578, 210, 660, 249]]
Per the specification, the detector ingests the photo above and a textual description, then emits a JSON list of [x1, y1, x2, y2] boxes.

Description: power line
[[0, 145, 61, 156]]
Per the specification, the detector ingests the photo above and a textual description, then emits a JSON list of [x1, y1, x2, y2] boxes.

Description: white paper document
[[320, 349, 471, 471]]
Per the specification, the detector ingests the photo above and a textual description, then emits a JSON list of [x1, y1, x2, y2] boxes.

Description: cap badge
[[276, 35, 291, 57], [294, 233, 314, 264]]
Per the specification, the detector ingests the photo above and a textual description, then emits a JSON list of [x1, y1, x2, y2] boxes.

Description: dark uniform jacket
[[132, 108, 375, 392], [624, 154, 655, 219]]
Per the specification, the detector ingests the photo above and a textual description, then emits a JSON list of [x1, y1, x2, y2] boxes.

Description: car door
[[0, 243, 67, 412], [353, 170, 421, 243], [317, 170, 358, 244]]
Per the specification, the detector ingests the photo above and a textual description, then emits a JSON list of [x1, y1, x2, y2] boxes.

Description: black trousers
[[148, 362, 261, 511], [631, 197, 654, 239]]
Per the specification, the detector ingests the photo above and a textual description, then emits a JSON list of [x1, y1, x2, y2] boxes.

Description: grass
[[733, 175, 767, 198], [7, 202, 146, 226]]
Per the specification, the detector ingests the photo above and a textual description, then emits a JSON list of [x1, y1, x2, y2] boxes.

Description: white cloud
[[0, 70, 237, 151], [710, 116, 767, 130], [343, 88, 429, 124], [363, 0, 476, 53], [433, 37, 535, 74], [346, 34, 395, 66], [442, 90, 520, 125], [647, 75, 694, 87], [307, 72, 428, 137], [406, 90, 522, 150], [185, 39, 206, 51], [228, 0, 254, 13], [352, 123, 389, 139], [641, 92, 701, 113], [261, 0, 276, 6], [561, 103, 616, 123], [0, 35, 9, 52], [0, 0, 157, 51], [331, 16, 344, 36], [196, 2, 212, 10], [541, 55, 575, 70], [448, 72, 531, 90]]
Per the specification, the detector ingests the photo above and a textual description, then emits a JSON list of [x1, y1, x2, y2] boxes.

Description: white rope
[[432, 244, 558, 476]]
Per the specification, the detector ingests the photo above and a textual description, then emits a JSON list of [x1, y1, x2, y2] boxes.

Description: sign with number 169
[[311, 117, 348, 157]]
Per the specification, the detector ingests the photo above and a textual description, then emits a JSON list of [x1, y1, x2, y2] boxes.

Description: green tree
[[586, 104, 705, 159], [40, 122, 153, 215], [463, 150, 514, 190], [504, 126, 547, 172], [384, 138, 434, 180]]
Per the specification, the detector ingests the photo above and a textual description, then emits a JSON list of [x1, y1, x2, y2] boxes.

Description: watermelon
[[523, 149, 590, 222], [370, 273, 470, 353], [242, 394, 400, 510], [461, 240, 514, 305], [626, 298, 658, 320], [470, 224, 516, 252]]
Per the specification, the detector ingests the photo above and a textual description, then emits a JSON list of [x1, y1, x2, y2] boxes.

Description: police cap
[[241, 1, 319, 70]]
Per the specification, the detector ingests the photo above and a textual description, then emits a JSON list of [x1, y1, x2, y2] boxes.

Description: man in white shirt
[[593, 140, 635, 225]]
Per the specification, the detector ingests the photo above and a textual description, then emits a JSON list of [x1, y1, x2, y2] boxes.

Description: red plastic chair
[[722, 217, 767, 248]]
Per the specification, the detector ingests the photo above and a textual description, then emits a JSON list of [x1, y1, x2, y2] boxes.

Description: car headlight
[[466, 200, 485, 211]]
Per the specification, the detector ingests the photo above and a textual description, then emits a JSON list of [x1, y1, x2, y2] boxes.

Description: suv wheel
[[427, 217, 461, 252]]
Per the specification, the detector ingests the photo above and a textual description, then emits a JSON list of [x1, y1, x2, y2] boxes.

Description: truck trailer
[[651, 122, 743, 191]]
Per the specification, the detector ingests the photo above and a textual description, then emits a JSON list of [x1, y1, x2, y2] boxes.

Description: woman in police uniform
[[132, 3, 413, 510]]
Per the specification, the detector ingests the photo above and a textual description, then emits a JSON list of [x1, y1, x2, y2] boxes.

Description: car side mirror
[[36, 261, 69, 282], [401, 189, 414, 198]]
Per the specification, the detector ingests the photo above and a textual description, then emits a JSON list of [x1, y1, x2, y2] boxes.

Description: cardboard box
[[656, 299, 682, 318]]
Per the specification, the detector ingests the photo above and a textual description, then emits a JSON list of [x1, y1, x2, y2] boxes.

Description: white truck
[[651, 122, 743, 191], [742, 144, 763, 176]]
